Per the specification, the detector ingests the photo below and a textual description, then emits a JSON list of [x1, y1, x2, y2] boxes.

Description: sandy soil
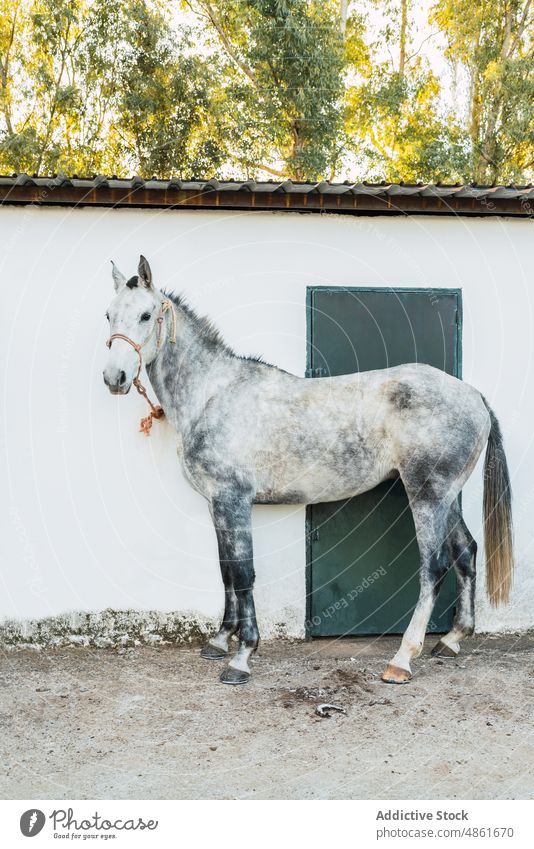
[[1, 634, 533, 800]]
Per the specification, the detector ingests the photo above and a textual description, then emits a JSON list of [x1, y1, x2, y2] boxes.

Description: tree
[[433, 0, 534, 183], [343, 0, 467, 182], [115, 1, 224, 177], [0, 0, 223, 177], [184, 0, 346, 180], [1, 0, 533, 183]]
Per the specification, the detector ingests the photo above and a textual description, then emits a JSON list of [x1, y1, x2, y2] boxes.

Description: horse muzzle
[[103, 367, 132, 395]]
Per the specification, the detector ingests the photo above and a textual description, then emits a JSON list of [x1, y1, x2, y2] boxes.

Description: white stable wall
[[1, 205, 533, 638]]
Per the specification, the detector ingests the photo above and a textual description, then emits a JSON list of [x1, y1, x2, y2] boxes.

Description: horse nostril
[[119, 370, 126, 386]]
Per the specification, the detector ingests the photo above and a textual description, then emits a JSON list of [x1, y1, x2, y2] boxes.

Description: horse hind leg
[[432, 510, 477, 659], [382, 495, 452, 684]]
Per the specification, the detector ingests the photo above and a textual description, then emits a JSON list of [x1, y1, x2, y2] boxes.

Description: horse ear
[[111, 261, 126, 292], [138, 255, 153, 289]]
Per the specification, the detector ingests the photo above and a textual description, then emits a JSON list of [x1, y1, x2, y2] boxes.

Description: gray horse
[[103, 256, 513, 685]]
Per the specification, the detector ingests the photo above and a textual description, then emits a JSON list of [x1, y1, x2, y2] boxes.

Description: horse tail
[[481, 398, 514, 606]]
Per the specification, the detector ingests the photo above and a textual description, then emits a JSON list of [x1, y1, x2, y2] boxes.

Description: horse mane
[[162, 290, 272, 366]]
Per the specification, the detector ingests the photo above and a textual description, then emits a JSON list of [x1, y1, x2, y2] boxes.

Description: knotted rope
[[106, 298, 176, 436]]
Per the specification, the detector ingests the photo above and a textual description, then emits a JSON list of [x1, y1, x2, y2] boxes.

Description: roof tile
[[1, 175, 533, 214]]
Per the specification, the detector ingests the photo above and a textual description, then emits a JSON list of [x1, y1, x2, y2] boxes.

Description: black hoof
[[220, 666, 250, 685], [431, 640, 459, 659], [200, 644, 227, 660]]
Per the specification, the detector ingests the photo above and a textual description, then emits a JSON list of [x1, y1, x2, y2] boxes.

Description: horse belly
[[254, 449, 394, 505]]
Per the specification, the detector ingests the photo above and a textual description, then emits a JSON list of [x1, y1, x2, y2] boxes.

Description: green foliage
[[184, 0, 346, 179], [116, 1, 223, 177], [0, 0, 222, 176], [433, 0, 534, 182], [0, 0, 533, 182], [344, 0, 467, 182]]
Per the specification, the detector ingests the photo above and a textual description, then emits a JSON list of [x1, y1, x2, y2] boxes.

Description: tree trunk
[[0, 10, 18, 136], [339, 0, 348, 34], [399, 0, 408, 76]]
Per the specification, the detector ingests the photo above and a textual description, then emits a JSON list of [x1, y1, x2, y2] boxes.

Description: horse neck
[[146, 308, 233, 427]]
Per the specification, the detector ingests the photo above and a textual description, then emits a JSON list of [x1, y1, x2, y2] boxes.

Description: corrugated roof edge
[[0, 175, 533, 216]]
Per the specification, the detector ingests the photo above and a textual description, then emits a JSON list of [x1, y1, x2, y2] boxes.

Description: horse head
[[103, 255, 164, 395]]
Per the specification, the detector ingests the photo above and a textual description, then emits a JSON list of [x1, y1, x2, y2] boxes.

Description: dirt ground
[[1, 634, 533, 800]]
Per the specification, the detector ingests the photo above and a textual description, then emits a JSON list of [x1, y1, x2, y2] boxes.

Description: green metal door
[[306, 287, 461, 637]]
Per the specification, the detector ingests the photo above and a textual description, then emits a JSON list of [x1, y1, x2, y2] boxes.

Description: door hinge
[[305, 367, 327, 378], [310, 529, 320, 542]]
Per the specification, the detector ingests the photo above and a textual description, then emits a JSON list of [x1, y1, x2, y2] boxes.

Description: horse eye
[[141, 312, 151, 322], [105, 312, 109, 321]]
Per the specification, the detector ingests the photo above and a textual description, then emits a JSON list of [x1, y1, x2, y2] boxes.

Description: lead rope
[[134, 380, 166, 436], [107, 299, 176, 436]]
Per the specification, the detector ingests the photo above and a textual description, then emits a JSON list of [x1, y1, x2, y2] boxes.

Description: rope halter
[[106, 298, 176, 436]]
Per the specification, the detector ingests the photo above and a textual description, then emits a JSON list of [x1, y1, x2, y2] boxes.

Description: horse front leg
[[209, 496, 259, 685], [200, 560, 239, 660]]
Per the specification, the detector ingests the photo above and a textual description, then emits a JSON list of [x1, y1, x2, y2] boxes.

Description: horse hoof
[[381, 664, 412, 684], [200, 644, 227, 660], [431, 640, 459, 659], [220, 667, 250, 685]]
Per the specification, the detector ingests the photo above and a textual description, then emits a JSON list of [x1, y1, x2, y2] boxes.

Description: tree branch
[[368, 125, 396, 167], [236, 156, 287, 178], [186, 0, 258, 87], [509, 0, 532, 56], [406, 30, 440, 65]]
